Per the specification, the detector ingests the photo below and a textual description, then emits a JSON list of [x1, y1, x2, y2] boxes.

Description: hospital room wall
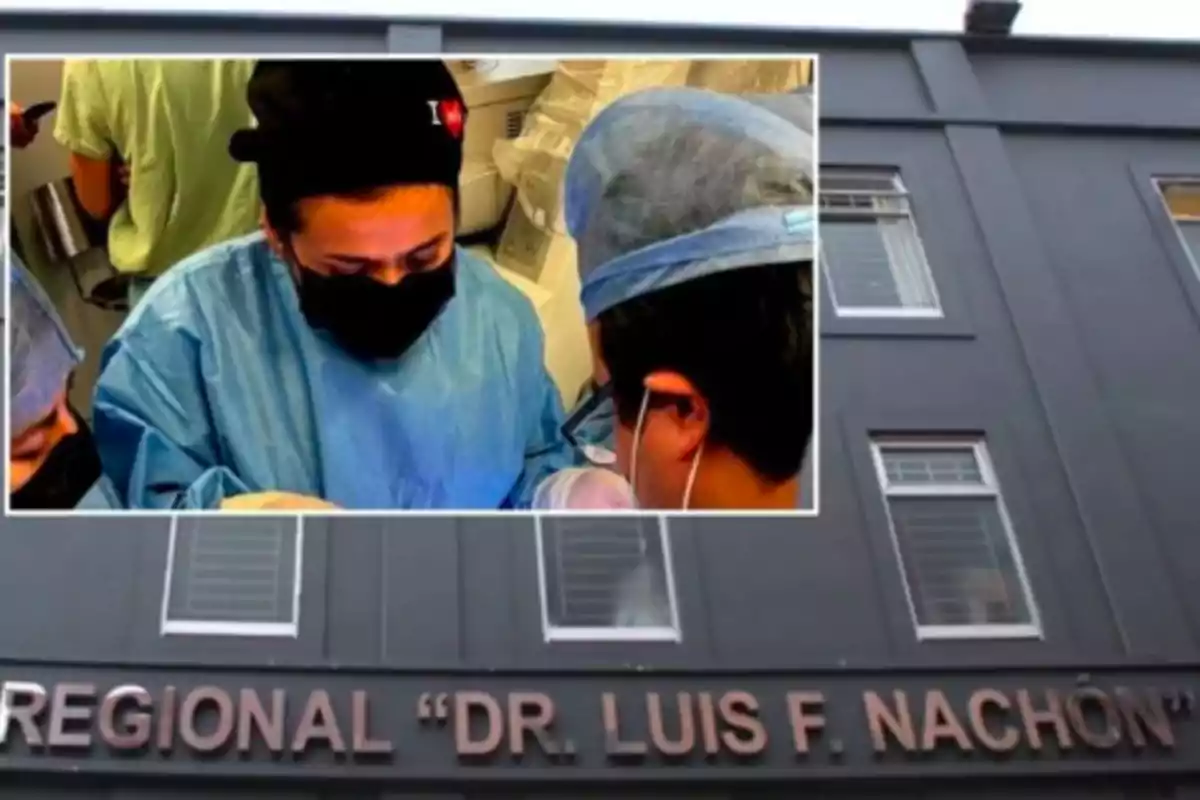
[[6, 58, 126, 418]]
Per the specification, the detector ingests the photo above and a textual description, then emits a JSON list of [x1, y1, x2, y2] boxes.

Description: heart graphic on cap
[[438, 99, 465, 140]]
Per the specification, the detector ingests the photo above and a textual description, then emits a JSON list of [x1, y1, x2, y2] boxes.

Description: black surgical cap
[[229, 59, 467, 208]]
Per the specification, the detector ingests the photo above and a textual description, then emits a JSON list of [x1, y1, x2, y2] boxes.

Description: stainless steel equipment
[[27, 176, 98, 262], [26, 177, 127, 310]]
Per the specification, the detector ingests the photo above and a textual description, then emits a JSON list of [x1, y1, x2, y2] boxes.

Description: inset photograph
[[5, 56, 817, 513]]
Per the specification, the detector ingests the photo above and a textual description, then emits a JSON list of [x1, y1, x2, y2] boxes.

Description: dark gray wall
[[1, 17, 1199, 674]]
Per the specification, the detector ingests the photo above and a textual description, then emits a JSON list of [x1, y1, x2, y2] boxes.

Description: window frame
[[1154, 176, 1200, 281], [869, 437, 1042, 642], [819, 168, 944, 320], [159, 515, 305, 638], [1131, 161, 1200, 329], [534, 514, 683, 644]]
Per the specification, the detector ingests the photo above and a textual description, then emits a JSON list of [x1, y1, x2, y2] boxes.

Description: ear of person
[[642, 370, 709, 457], [644, 371, 709, 425], [643, 371, 694, 397]]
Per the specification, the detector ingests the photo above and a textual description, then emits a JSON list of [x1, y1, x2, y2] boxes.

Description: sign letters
[[0, 679, 1193, 767]]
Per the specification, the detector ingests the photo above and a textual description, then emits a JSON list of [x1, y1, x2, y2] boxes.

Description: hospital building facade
[[1, 4, 1199, 800]]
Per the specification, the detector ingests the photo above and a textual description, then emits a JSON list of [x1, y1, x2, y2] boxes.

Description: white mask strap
[[633, 387, 707, 510], [681, 440, 704, 510], [629, 388, 652, 507]]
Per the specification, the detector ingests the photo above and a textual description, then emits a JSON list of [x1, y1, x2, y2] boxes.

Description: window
[[820, 169, 941, 317], [536, 515, 680, 642], [1157, 179, 1200, 279], [870, 439, 1040, 640], [160, 516, 304, 637]]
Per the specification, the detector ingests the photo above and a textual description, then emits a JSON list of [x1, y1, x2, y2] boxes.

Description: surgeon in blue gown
[[8, 248, 121, 510], [91, 59, 574, 510], [537, 87, 816, 511]]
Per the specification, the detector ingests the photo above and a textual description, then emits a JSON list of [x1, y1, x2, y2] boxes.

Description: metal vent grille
[[821, 219, 905, 308], [820, 168, 940, 314], [540, 516, 673, 631], [165, 517, 300, 626], [877, 446, 1033, 630], [890, 495, 1028, 626]]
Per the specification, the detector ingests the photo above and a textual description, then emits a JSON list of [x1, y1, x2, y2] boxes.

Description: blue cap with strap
[[564, 86, 815, 321], [8, 247, 83, 436]]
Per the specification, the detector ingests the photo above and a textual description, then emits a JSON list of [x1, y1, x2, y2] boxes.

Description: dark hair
[[597, 261, 813, 483]]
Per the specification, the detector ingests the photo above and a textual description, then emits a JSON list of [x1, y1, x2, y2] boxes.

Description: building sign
[[0, 672, 1195, 781]]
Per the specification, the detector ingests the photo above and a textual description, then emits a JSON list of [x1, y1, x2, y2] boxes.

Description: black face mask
[[294, 255, 457, 362], [10, 415, 102, 511]]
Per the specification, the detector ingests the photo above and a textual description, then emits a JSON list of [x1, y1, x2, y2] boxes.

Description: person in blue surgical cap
[[91, 60, 574, 510], [8, 248, 120, 510], [535, 87, 815, 511]]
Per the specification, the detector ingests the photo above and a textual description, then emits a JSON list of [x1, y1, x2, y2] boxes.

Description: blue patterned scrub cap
[[8, 248, 83, 436], [564, 86, 814, 321]]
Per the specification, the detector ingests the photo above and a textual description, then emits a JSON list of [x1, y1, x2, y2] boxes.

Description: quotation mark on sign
[[1162, 687, 1196, 716], [416, 693, 451, 724]]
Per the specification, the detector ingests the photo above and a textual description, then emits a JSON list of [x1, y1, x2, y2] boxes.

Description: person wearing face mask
[[7, 100, 116, 510], [534, 87, 815, 511], [90, 59, 574, 510], [7, 250, 120, 510]]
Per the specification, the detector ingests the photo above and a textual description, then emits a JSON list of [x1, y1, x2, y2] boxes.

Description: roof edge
[[1, 11, 1197, 59]]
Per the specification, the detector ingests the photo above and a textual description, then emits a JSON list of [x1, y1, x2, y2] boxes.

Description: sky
[[3, 0, 1200, 41]]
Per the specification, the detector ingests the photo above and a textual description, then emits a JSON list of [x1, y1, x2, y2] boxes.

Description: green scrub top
[[53, 59, 262, 278]]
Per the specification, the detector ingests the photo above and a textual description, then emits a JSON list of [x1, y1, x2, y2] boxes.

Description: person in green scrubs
[[52, 59, 262, 308]]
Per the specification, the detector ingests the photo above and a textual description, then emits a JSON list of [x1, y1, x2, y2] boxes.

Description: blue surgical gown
[[75, 477, 124, 510], [570, 389, 617, 456], [92, 233, 574, 510]]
